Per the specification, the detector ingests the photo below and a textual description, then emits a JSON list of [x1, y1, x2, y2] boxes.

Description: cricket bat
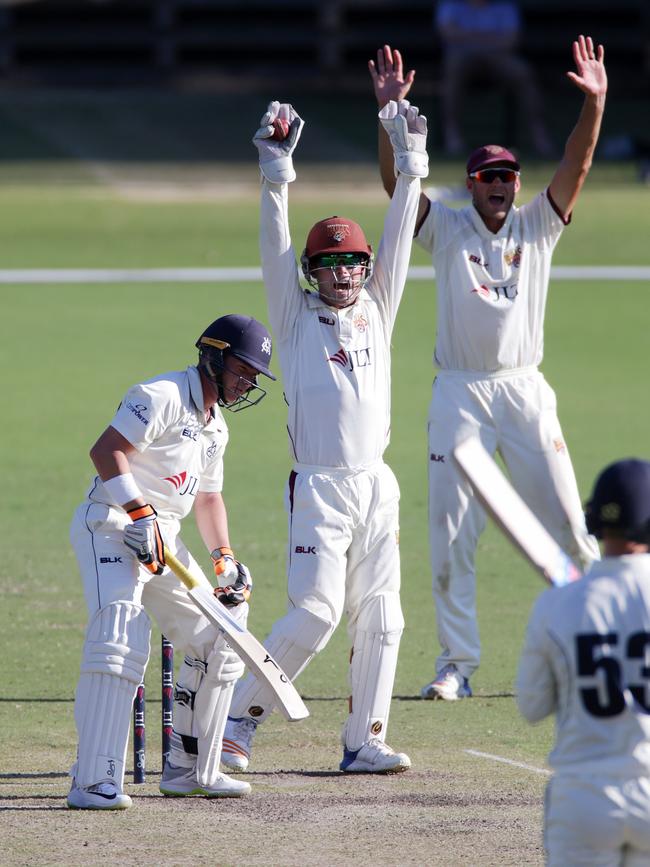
[[452, 438, 583, 587], [163, 546, 309, 721]]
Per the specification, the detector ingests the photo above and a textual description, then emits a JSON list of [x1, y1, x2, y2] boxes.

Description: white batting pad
[[229, 606, 333, 722], [345, 592, 404, 750], [195, 680, 235, 786], [74, 601, 151, 788], [170, 605, 247, 786], [80, 600, 151, 683]]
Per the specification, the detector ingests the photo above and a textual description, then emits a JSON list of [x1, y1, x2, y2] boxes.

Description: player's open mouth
[[488, 193, 506, 205]]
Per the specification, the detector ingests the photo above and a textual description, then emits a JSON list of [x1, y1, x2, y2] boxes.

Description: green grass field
[[1, 88, 649, 866]]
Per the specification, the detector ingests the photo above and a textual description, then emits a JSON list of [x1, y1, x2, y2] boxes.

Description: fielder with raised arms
[[220, 97, 428, 774], [517, 459, 650, 865], [369, 38, 607, 700], [67, 314, 275, 809]]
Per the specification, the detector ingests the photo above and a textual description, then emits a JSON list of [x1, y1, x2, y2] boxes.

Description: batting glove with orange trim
[[211, 548, 253, 607], [124, 504, 166, 575]]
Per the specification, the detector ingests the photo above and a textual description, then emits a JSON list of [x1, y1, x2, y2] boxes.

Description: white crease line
[[0, 782, 63, 788], [0, 265, 648, 284], [464, 749, 551, 776]]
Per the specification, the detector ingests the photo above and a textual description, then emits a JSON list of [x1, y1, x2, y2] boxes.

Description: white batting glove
[[211, 548, 253, 607], [124, 504, 166, 575], [253, 100, 304, 184], [379, 99, 429, 179]]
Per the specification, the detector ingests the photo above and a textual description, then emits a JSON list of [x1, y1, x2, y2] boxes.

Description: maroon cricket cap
[[466, 145, 520, 175]]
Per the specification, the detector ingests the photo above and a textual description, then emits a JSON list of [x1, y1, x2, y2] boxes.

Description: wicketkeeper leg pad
[[228, 606, 334, 722], [73, 601, 151, 788], [344, 592, 404, 751], [170, 606, 247, 786]]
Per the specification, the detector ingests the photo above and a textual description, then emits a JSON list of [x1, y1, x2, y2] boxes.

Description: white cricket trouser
[[286, 461, 401, 635], [230, 461, 403, 728], [545, 774, 650, 866], [70, 501, 225, 658], [427, 368, 599, 678]]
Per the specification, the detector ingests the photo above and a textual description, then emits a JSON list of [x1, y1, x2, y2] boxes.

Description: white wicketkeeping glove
[[379, 99, 429, 179], [253, 100, 304, 184]]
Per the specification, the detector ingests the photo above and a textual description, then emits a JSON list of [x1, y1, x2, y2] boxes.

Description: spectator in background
[[436, 0, 553, 156]]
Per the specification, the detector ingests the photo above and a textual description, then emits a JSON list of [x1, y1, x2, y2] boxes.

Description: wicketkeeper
[[220, 97, 428, 774], [67, 314, 275, 809]]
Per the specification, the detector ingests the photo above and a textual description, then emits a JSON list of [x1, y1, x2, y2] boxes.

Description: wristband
[[103, 472, 143, 507], [127, 504, 157, 521], [211, 546, 234, 562]]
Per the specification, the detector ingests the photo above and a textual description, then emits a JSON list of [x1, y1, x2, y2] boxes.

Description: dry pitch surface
[[2, 766, 544, 867], [2, 700, 548, 867]]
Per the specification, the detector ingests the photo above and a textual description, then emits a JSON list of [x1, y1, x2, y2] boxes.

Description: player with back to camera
[[67, 314, 275, 809], [220, 96, 428, 774], [517, 458, 650, 865], [368, 38, 607, 701]]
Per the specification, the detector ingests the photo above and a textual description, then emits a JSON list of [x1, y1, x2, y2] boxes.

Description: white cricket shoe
[[340, 738, 411, 774], [220, 716, 257, 771], [159, 762, 250, 798], [420, 664, 472, 701], [66, 779, 132, 810]]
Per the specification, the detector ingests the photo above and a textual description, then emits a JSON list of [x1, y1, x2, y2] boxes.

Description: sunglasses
[[469, 168, 520, 183], [313, 252, 368, 268]]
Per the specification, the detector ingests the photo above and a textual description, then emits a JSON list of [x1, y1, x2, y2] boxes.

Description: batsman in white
[[369, 38, 607, 700], [66, 314, 276, 809], [220, 97, 428, 774], [517, 459, 650, 866]]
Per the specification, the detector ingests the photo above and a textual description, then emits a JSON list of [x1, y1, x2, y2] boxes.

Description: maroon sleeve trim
[[414, 195, 432, 237], [287, 470, 297, 572], [546, 187, 572, 226]]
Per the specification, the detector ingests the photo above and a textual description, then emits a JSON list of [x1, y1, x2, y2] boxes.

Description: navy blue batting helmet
[[197, 314, 275, 380], [585, 458, 650, 543], [196, 314, 275, 412]]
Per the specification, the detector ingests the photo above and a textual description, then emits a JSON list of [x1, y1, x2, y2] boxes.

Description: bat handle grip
[[163, 546, 200, 591]]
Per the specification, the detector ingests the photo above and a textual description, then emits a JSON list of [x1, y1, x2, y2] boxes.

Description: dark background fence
[[0, 0, 646, 92]]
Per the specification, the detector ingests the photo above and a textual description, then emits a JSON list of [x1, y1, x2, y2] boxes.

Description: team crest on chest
[[504, 245, 522, 268], [353, 313, 368, 332]]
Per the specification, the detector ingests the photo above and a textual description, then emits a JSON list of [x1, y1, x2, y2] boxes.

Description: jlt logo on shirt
[[163, 470, 199, 496], [471, 283, 519, 301], [328, 346, 372, 372]]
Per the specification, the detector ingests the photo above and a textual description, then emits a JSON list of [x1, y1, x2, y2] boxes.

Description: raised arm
[[548, 35, 607, 219], [368, 45, 429, 222], [368, 100, 428, 327], [252, 101, 305, 339]]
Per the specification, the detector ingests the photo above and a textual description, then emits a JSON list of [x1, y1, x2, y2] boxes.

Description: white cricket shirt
[[259, 172, 419, 468], [87, 365, 228, 520], [416, 190, 568, 371], [517, 555, 650, 776]]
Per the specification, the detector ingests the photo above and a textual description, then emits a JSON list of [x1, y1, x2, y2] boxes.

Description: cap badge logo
[[261, 336, 272, 355], [327, 223, 351, 243], [601, 502, 621, 521]]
